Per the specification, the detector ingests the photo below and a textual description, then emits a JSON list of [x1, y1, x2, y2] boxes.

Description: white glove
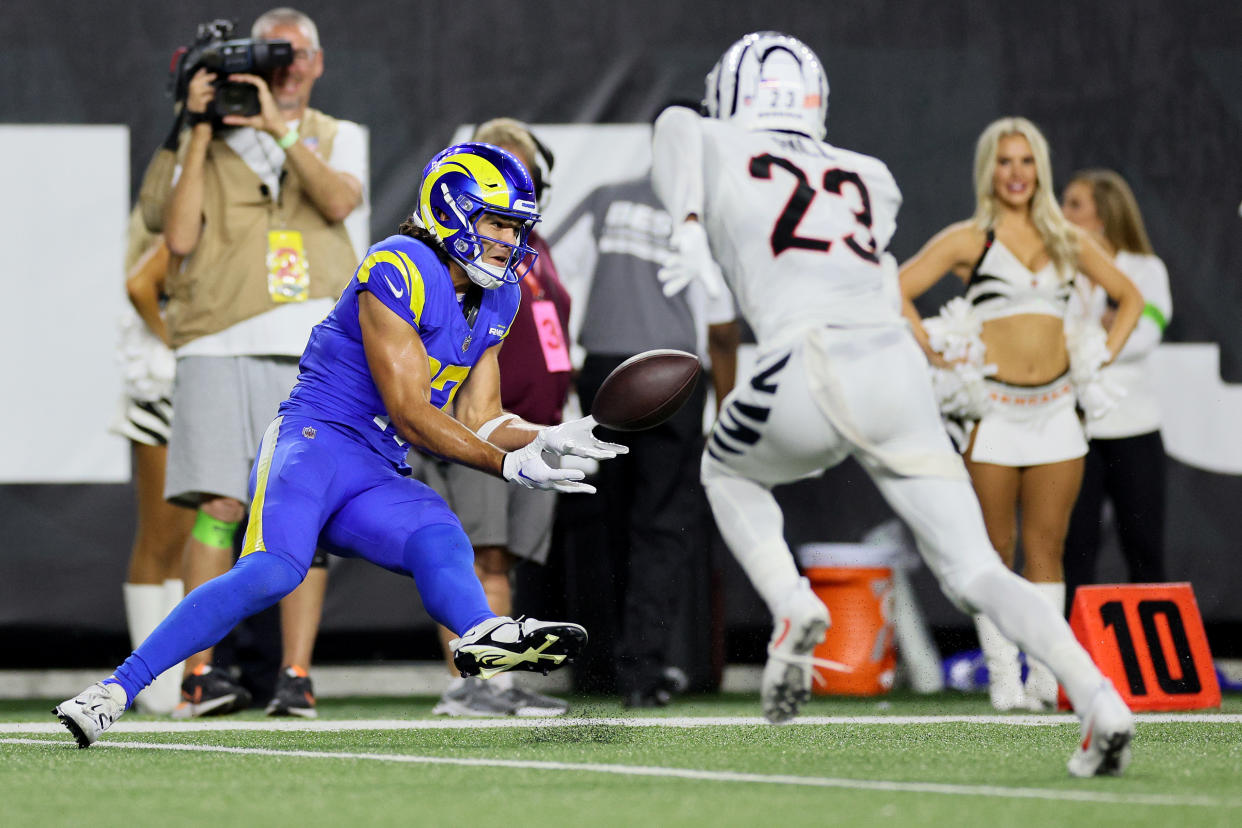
[[539, 415, 628, 460], [658, 220, 726, 299], [502, 439, 595, 493]]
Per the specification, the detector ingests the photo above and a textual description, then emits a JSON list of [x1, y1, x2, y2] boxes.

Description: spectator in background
[[1061, 169, 1172, 610], [899, 117, 1142, 711], [421, 118, 575, 717], [150, 6, 367, 719], [111, 206, 195, 715], [550, 168, 739, 707]]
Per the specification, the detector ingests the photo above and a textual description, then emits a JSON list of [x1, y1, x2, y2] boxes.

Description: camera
[[170, 19, 293, 122]]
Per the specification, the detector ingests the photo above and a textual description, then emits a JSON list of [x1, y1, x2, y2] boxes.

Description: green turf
[[3, 692, 1239, 828]]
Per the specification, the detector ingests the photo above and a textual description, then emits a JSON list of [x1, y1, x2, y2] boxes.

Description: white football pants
[[702, 326, 1103, 711]]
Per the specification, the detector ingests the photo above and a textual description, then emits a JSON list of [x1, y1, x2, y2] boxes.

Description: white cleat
[[53, 681, 128, 749], [761, 578, 833, 724], [1067, 681, 1135, 777]]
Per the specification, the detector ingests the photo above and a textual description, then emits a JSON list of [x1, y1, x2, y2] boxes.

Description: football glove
[[539, 415, 628, 460], [658, 220, 726, 299], [502, 439, 595, 493]]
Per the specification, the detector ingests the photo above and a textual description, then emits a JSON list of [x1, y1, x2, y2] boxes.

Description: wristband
[[185, 110, 211, 127], [277, 126, 299, 150]]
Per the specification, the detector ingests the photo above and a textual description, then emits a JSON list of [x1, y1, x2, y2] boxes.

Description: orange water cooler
[[798, 543, 898, 696]]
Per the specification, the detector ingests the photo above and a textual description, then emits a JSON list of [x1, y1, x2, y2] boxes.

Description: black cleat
[[451, 616, 587, 680]]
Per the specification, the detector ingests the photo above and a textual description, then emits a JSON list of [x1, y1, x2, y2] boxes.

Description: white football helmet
[[703, 31, 829, 140]]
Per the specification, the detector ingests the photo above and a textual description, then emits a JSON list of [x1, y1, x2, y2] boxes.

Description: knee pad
[[402, 522, 473, 574], [231, 552, 305, 610], [403, 523, 491, 635], [191, 511, 241, 550]]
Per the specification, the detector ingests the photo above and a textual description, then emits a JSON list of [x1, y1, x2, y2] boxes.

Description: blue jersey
[[281, 234, 520, 466]]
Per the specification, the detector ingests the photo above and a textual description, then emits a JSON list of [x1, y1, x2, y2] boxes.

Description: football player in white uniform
[[652, 31, 1134, 777]]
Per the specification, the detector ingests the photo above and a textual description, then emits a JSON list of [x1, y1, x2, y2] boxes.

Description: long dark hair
[[398, 214, 451, 265]]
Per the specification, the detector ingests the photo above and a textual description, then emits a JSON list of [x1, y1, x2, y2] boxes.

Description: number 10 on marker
[[1068, 583, 1221, 711]]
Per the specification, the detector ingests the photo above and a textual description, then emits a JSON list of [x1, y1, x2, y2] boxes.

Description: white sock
[[703, 471, 801, 615], [974, 613, 1022, 707], [891, 567, 944, 693], [1022, 582, 1066, 704], [965, 569, 1101, 712], [163, 578, 185, 608], [157, 579, 187, 710], [123, 583, 183, 714]]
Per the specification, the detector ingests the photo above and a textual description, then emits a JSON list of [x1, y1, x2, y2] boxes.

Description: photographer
[[156, 7, 366, 720]]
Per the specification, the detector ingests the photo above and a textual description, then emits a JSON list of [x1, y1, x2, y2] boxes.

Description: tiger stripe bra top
[[964, 230, 1072, 321]]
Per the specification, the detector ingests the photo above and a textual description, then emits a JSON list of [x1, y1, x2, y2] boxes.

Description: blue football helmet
[[704, 31, 829, 140], [418, 142, 541, 289]]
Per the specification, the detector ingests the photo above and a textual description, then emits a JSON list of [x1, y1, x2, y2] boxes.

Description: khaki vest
[[165, 108, 358, 348]]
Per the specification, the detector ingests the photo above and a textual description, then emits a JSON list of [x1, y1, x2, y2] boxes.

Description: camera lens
[[217, 81, 260, 117]]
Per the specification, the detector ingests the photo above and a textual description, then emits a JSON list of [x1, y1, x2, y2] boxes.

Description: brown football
[[591, 349, 702, 431]]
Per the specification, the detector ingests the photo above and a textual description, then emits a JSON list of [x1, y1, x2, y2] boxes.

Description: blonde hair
[[971, 116, 1077, 277], [1066, 168, 1154, 255], [472, 118, 537, 168], [252, 7, 320, 50]]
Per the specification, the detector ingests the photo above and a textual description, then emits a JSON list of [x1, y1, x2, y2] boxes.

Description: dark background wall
[[2, 0, 1240, 663]]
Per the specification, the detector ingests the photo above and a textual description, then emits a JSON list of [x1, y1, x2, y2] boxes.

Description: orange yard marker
[[1062, 583, 1220, 711]]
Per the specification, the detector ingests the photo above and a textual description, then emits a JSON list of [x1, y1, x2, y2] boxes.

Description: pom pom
[[923, 298, 996, 422], [1064, 314, 1125, 422], [116, 307, 175, 402]]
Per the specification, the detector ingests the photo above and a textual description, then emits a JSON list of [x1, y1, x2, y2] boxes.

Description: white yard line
[[3, 736, 1238, 809], [2, 712, 1241, 735]]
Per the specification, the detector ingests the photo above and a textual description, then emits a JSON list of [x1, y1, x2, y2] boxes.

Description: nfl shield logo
[[462, 335, 472, 353], [302, 426, 316, 439]]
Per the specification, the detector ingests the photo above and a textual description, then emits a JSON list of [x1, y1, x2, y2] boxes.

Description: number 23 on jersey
[[749, 153, 881, 262]]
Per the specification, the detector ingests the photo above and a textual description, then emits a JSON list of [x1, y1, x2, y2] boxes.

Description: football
[[591, 349, 702, 431]]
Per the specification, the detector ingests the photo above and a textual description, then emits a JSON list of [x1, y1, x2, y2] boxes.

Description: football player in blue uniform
[[55, 143, 626, 747]]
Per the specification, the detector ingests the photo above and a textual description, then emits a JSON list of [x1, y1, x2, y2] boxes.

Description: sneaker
[[266, 665, 317, 719], [499, 685, 570, 717], [623, 686, 672, 709], [451, 616, 587, 680], [761, 578, 831, 724], [432, 677, 519, 717], [53, 681, 128, 748], [1067, 681, 1134, 778], [622, 666, 689, 709], [171, 665, 253, 719]]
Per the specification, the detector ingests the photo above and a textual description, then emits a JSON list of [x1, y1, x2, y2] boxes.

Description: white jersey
[[653, 107, 903, 347]]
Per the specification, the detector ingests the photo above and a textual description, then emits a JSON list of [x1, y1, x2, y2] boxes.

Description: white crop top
[[965, 231, 1072, 321]]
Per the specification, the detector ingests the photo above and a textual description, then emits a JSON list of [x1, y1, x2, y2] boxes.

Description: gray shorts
[[165, 355, 300, 507], [414, 453, 558, 564]]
